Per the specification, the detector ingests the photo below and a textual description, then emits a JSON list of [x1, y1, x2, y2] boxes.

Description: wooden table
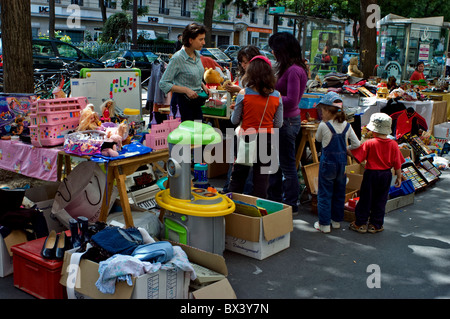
[[296, 124, 319, 169], [57, 149, 169, 228]]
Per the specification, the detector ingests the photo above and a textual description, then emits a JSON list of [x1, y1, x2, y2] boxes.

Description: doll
[[100, 100, 115, 122], [12, 117, 24, 135], [78, 105, 101, 131]]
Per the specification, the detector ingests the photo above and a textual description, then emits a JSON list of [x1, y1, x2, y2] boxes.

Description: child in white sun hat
[[349, 112, 405, 233]]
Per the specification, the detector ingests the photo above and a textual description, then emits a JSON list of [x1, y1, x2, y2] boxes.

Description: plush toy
[[204, 68, 224, 89], [347, 56, 364, 78], [101, 121, 128, 156], [78, 105, 101, 131]]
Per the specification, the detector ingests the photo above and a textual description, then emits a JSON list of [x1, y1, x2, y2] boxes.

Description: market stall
[[376, 14, 450, 82]]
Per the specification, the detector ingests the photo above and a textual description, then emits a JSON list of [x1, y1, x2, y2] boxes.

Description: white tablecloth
[[360, 99, 433, 128]]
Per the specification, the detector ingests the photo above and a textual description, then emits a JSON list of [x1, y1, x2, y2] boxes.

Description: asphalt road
[[1, 169, 449, 301]]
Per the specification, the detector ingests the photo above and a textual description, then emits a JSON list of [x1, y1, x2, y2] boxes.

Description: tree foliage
[[101, 12, 132, 43]]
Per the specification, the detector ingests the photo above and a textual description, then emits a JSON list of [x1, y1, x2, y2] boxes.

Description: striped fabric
[[159, 48, 205, 94]]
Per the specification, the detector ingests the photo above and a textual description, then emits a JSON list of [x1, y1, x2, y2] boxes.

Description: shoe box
[[11, 233, 68, 299], [59, 242, 236, 299], [224, 193, 293, 260]]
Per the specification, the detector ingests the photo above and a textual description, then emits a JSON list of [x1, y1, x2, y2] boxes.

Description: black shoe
[[41, 230, 58, 259], [55, 231, 69, 260]]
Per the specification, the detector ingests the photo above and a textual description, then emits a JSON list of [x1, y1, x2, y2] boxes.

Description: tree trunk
[[359, 0, 378, 78], [49, 0, 55, 38], [132, 0, 138, 49], [100, 0, 107, 24], [352, 19, 359, 50], [204, 0, 215, 47], [1, 0, 34, 93]]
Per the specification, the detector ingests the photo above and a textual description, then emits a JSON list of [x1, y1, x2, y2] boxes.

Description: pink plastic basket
[[29, 97, 88, 147]]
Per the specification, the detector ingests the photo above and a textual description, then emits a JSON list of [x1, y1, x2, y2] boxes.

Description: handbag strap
[[257, 96, 270, 131]]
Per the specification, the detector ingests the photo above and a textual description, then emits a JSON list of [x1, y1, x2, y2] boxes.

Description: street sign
[[269, 7, 285, 14]]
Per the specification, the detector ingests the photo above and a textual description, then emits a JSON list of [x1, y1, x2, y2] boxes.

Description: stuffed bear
[[204, 68, 224, 89], [347, 56, 364, 78]]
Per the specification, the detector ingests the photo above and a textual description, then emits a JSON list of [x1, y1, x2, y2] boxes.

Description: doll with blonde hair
[[78, 105, 101, 131]]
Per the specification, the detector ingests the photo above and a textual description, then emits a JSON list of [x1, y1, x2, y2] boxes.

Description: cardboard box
[[433, 122, 450, 139], [60, 242, 236, 299], [0, 233, 14, 277], [224, 193, 293, 260], [24, 182, 66, 233], [343, 193, 415, 222], [0, 230, 28, 277]]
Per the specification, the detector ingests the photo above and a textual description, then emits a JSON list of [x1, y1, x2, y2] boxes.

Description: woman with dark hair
[[229, 56, 283, 198], [267, 32, 308, 215], [159, 23, 210, 122], [409, 61, 425, 81]]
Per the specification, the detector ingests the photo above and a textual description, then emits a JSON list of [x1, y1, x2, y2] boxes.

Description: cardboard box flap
[[225, 211, 261, 242], [174, 242, 228, 277], [60, 250, 135, 299], [24, 182, 60, 202], [4, 230, 28, 256], [192, 278, 236, 299], [261, 208, 293, 241], [302, 163, 319, 195]]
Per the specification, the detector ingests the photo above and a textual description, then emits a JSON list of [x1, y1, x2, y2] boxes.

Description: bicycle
[[34, 58, 80, 99]]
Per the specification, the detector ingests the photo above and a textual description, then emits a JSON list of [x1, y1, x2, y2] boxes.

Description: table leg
[[115, 166, 135, 228], [98, 165, 116, 223], [296, 131, 308, 169], [307, 131, 319, 163], [57, 153, 63, 181]]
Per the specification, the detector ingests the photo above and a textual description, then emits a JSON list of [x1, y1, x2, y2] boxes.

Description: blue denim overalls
[[317, 121, 350, 225]]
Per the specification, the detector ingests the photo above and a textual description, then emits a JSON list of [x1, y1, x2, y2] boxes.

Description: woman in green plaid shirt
[[159, 23, 210, 122]]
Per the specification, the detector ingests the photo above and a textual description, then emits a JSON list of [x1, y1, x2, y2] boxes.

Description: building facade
[[30, 0, 290, 48]]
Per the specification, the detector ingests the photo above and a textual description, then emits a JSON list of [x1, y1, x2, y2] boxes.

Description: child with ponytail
[[314, 92, 360, 233]]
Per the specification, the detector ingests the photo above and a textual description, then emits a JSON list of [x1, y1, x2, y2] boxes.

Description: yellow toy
[[347, 56, 364, 78], [204, 68, 224, 89]]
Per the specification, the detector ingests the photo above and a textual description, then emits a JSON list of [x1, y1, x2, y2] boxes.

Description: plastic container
[[29, 97, 88, 147], [389, 179, 415, 198], [11, 235, 67, 299]]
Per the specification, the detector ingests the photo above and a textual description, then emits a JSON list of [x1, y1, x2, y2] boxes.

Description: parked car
[[0, 38, 104, 75], [218, 45, 240, 57], [99, 50, 158, 83], [228, 49, 277, 69]]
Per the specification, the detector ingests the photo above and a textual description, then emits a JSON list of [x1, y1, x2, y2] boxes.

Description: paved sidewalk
[[1, 170, 449, 300]]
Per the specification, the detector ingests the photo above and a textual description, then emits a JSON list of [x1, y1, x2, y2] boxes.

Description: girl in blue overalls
[[314, 92, 360, 233]]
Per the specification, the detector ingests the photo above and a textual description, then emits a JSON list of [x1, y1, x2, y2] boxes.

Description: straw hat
[[367, 112, 392, 135]]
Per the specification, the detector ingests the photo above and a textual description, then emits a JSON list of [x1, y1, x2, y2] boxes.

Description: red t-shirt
[[410, 70, 425, 81], [351, 137, 405, 170]]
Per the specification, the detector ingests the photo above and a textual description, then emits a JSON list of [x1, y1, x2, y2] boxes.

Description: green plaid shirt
[[159, 48, 205, 94]]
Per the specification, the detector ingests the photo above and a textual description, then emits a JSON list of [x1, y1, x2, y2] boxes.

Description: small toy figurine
[[100, 99, 115, 122], [12, 117, 24, 135]]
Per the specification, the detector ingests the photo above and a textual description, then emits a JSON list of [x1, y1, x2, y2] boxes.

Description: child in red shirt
[[349, 113, 404, 233]]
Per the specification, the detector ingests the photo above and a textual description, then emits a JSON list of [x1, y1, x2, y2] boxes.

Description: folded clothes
[[95, 245, 196, 294]]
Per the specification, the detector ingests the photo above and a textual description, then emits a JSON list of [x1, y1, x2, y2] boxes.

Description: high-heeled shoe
[[55, 231, 69, 260], [41, 230, 58, 259]]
